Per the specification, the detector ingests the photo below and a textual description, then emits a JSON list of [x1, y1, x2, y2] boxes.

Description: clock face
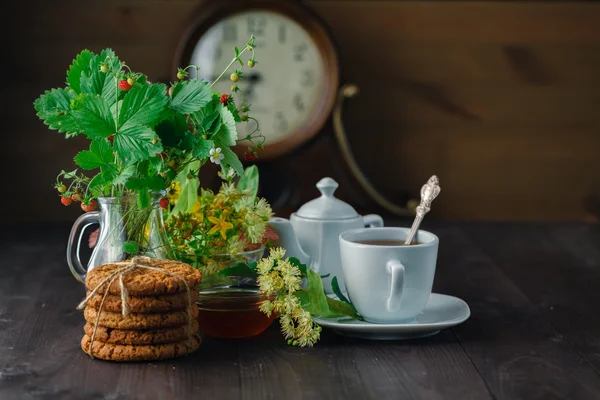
[[189, 10, 327, 147]]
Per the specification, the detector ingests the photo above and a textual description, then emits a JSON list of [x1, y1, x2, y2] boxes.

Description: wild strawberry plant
[[35, 36, 264, 211]]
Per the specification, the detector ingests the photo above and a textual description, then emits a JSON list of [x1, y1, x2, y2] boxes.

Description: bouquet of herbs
[[165, 166, 278, 277]]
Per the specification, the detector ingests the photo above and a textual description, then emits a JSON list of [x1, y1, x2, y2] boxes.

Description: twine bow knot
[[77, 256, 194, 359]]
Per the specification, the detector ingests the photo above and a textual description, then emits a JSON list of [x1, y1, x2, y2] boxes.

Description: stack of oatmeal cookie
[[80, 258, 203, 362]]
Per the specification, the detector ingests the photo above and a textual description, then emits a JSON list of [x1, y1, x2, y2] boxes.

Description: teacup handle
[[386, 259, 405, 312], [66, 211, 100, 283], [363, 214, 384, 228]]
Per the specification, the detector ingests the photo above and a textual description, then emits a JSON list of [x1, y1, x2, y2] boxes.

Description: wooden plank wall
[[5, 0, 600, 223]]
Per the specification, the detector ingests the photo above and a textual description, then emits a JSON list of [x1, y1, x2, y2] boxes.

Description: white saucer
[[314, 293, 470, 340]]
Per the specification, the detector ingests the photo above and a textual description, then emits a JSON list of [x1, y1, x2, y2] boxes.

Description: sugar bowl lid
[[296, 177, 359, 220]]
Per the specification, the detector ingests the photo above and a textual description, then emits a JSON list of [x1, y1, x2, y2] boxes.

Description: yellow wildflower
[[167, 181, 182, 205], [192, 202, 204, 222], [208, 213, 233, 239]]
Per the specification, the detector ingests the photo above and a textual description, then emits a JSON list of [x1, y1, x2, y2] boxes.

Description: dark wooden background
[[4, 0, 600, 224]]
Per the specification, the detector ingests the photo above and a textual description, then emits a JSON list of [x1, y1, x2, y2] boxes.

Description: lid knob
[[295, 177, 358, 220], [316, 177, 339, 198]]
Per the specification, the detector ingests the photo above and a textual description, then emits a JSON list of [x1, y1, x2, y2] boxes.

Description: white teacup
[[339, 227, 439, 323]]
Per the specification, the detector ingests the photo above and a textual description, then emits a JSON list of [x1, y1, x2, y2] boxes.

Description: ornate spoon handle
[[405, 176, 441, 245]]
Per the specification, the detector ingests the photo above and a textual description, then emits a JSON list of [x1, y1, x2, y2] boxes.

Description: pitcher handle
[[363, 214, 384, 228], [386, 259, 405, 312], [67, 211, 100, 283]]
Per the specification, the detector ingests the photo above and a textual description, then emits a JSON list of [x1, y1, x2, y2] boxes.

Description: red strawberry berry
[[107, 135, 114, 144], [220, 93, 229, 106], [159, 198, 169, 209], [119, 80, 132, 91], [244, 151, 256, 161], [71, 193, 82, 202], [61, 197, 72, 206], [81, 199, 97, 212]]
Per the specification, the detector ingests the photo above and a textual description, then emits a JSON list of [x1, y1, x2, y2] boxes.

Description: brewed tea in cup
[[339, 227, 439, 323]]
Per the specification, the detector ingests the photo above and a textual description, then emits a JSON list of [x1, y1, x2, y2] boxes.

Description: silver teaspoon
[[405, 175, 441, 245]]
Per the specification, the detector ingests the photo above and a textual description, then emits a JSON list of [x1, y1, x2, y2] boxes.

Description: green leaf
[[118, 83, 168, 130], [66, 50, 94, 93], [155, 112, 188, 147], [193, 139, 214, 159], [234, 46, 239, 56], [101, 164, 119, 182], [215, 106, 238, 146], [295, 274, 359, 319], [237, 165, 259, 197], [124, 241, 140, 254], [169, 80, 212, 114], [34, 88, 81, 137], [228, 102, 242, 123], [62, 169, 79, 179], [305, 270, 335, 317], [137, 190, 151, 209], [325, 297, 360, 319], [88, 173, 107, 189], [74, 139, 113, 170], [71, 94, 116, 139], [192, 97, 221, 134], [218, 262, 258, 278], [221, 146, 244, 176], [113, 125, 162, 163], [80, 52, 120, 104], [125, 175, 165, 191], [145, 175, 167, 191], [112, 165, 136, 185], [170, 161, 201, 216], [331, 276, 352, 306]]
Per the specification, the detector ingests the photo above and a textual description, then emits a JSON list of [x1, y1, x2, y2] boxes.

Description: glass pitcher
[[66, 191, 174, 283]]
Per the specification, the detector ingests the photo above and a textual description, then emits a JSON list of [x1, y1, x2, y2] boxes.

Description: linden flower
[[234, 195, 254, 212], [220, 182, 237, 197], [255, 198, 273, 219], [167, 181, 182, 205], [208, 213, 233, 239], [269, 247, 286, 261], [209, 147, 224, 164], [246, 214, 266, 243], [256, 256, 275, 275]]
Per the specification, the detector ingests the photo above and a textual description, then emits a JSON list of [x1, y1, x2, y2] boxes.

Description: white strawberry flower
[[209, 147, 224, 165]]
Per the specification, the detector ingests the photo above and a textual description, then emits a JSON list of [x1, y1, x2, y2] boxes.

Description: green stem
[[211, 47, 248, 87]]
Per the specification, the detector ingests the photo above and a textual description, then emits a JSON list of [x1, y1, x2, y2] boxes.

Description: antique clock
[[175, 1, 415, 216]]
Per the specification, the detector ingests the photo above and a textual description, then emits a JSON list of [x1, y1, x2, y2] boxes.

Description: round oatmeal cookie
[[85, 258, 202, 296], [83, 320, 199, 345], [84, 304, 199, 330], [86, 291, 199, 313], [81, 333, 201, 361]]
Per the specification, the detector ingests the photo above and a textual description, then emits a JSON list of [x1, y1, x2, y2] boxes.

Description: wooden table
[[1, 222, 599, 400]]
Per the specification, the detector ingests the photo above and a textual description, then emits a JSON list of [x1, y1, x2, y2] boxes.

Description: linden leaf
[[237, 165, 259, 197]]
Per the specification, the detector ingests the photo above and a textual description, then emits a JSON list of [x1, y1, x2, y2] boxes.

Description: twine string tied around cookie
[[77, 256, 194, 359]]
